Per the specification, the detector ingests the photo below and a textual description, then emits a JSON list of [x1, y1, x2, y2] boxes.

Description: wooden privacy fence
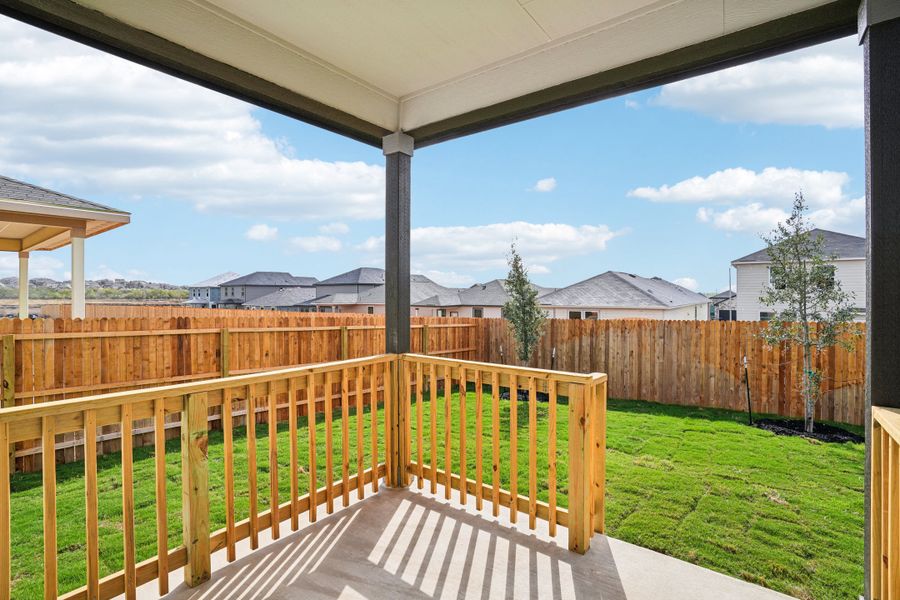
[[37, 303, 321, 320], [0, 354, 607, 599], [476, 319, 867, 426], [0, 315, 477, 472]]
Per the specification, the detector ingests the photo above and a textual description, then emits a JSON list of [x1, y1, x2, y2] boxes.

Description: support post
[[567, 382, 591, 554], [181, 392, 210, 587], [70, 227, 86, 319], [384, 131, 413, 489], [340, 326, 349, 360], [421, 324, 429, 355], [1, 336, 13, 409], [220, 328, 230, 378], [862, 2, 900, 596], [17, 252, 28, 320]]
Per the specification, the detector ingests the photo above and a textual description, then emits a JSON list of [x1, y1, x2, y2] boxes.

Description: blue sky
[[0, 17, 864, 293]]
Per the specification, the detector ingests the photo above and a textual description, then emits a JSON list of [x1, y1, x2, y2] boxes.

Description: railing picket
[[370, 365, 379, 493], [884, 427, 891, 600], [182, 392, 210, 586], [891, 440, 899, 596], [122, 403, 137, 599], [325, 370, 334, 513], [357, 366, 365, 499], [307, 374, 318, 522], [593, 381, 607, 533], [268, 382, 280, 539], [528, 376, 537, 530], [152, 398, 170, 591], [509, 375, 518, 524], [289, 378, 300, 530], [247, 385, 259, 549], [383, 362, 392, 486], [459, 366, 467, 504], [429, 363, 437, 495], [42, 415, 57, 600], [491, 371, 500, 517], [416, 361, 424, 489], [84, 409, 100, 598], [475, 369, 483, 511], [444, 365, 452, 500], [223, 390, 236, 561], [341, 368, 350, 507], [548, 381, 558, 537], [0, 423, 8, 600]]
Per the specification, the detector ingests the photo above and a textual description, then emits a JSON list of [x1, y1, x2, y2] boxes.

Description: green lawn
[[7, 393, 863, 599]]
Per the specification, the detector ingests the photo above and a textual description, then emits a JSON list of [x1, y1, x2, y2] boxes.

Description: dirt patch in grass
[[754, 418, 863, 444]]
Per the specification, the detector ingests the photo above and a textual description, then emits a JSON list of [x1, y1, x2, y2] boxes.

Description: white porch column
[[71, 227, 85, 319], [17, 251, 28, 319]]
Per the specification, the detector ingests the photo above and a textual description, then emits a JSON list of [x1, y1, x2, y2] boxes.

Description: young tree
[[759, 192, 858, 433], [503, 243, 546, 365]]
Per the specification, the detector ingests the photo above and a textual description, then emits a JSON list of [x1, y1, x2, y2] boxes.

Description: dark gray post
[[861, 2, 900, 596], [383, 132, 413, 354]]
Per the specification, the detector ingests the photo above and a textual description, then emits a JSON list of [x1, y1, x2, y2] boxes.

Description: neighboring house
[[708, 290, 737, 321], [539, 271, 710, 320], [185, 272, 240, 308], [217, 272, 317, 308], [731, 229, 866, 321], [414, 279, 555, 318], [305, 270, 455, 314], [243, 287, 318, 311]]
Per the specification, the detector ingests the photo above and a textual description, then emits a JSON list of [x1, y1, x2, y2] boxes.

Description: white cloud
[[289, 236, 342, 252], [630, 166, 863, 235], [531, 177, 557, 192], [624, 99, 640, 110], [360, 221, 625, 275], [319, 222, 350, 235], [673, 277, 700, 292], [245, 224, 279, 241], [0, 254, 64, 279], [654, 36, 862, 128], [0, 18, 384, 220], [89, 264, 123, 280], [418, 270, 476, 287]]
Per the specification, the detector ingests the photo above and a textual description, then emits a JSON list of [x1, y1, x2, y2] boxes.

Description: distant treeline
[[0, 287, 189, 300]]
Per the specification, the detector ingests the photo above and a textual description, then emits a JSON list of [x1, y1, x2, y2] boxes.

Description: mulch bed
[[754, 418, 864, 444]]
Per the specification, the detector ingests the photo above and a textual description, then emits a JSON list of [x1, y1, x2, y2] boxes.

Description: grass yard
[[7, 393, 863, 599]]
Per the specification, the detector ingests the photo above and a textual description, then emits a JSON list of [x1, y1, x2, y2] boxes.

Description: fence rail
[[0, 354, 606, 598], [872, 406, 900, 599]]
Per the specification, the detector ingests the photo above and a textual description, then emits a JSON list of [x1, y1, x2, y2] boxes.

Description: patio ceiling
[[1, 0, 857, 147]]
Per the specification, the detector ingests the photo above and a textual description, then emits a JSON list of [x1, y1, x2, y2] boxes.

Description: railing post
[[340, 326, 349, 360], [181, 392, 210, 587], [220, 328, 230, 378], [387, 356, 408, 487], [1, 335, 14, 408], [421, 325, 429, 355], [568, 382, 591, 554], [592, 379, 607, 534]]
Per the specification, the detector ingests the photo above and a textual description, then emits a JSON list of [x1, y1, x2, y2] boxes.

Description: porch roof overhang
[[0, 0, 858, 149]]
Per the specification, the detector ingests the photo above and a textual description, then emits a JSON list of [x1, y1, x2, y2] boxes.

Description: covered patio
[[0, 175, 130, 319], [0, 1, 894, 599]]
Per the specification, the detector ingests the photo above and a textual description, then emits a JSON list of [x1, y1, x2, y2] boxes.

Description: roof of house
[[316, 267, 385, 286], [221, 272, 317, 287], [414, 279, 554, 308], [243, 287, 318, 308], [0, 175, 127, 215], [732, 229, 865, 264], [708, 290, 737, 301], [539, 271, 710, 310], [190, 272, 241, 288], [308, 274, 454, 306]]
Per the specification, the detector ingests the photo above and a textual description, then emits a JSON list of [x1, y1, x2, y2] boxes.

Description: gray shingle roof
[[451, 279, 554, 307], [732, 229, 865, 264], [244, 287, 318, 308], [357, 275, 455, 305], [221, 272, 317, 287], [0, 175, 126, 214], [306, 292, 363, 305], [190, 272, 241, 288], [317, 267, 385, 286], [539, 271, 710, 309]]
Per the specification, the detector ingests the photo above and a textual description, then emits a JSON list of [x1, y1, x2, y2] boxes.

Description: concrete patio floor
[[143, 484, 790, 600]]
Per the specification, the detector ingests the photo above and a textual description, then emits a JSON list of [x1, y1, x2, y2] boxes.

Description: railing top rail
[[874, 406, 900, 441], [401, 353, 607, 385], [0, 353, 396, 425]]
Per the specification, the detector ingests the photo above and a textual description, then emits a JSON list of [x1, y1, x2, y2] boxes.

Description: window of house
[[568, 311, 582, 320], [450, 311, 458, 317], [473, 307, 484, 318], [584, 311, 598, 320], [437, 309, 446, 317], [367, 306, 374, 314], [768, 267, 786, 290], [718, 310, 736, 321], [760, 311, 775, 322]]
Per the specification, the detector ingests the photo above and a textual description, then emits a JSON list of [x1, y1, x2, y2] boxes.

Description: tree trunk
[[802, 343, 814, 434]]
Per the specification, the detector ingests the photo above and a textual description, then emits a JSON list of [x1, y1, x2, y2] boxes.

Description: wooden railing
[[0, 354, 607, 598], [872, 406, 900, 598], [397, 354, 607, 554], [0, 354, 393, 599]]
